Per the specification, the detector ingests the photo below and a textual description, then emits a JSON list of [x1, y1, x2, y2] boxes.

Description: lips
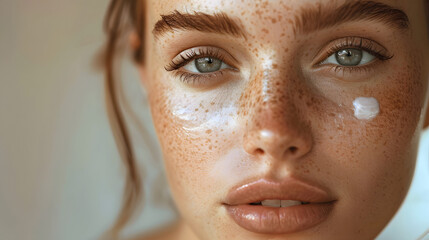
[[223, 178, 336, 234]]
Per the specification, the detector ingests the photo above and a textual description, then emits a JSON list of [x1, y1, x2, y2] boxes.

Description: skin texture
[[135, 0, 429, 239]]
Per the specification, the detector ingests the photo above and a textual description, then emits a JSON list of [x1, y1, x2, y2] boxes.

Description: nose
[[242, 75, 313, 162]]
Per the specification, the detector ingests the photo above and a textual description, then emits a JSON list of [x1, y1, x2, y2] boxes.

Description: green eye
[[322, 48, 376, 66], [335, 49, 362, 66], [195, 57, 222, 73], [183, 57, 230, 73]]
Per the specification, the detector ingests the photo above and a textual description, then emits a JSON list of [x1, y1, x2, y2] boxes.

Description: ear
[[129, 31, 141, 54], [129, 32, 148, 88]]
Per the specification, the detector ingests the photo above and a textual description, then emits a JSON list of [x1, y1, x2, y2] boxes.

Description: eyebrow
[[153, 10, 246, 38], [294, 1, 409, 34], [152, 1, 409, 39]]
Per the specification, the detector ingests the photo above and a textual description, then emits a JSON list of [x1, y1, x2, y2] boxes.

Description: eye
[[165, 46, 239, 87], [183, 57, 231, 73], [321, 48, 376, 66]]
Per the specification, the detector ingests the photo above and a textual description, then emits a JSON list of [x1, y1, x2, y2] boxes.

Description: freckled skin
[[139, 0, 429, 239]]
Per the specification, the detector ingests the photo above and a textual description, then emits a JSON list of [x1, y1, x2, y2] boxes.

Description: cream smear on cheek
[[353, 97, 380, 120], [171, 102, 238, 132]]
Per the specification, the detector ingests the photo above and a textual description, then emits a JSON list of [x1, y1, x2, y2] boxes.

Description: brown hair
[[102, 0, 145, 238]]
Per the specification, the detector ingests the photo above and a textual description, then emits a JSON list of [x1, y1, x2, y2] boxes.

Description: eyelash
[[165, 37, 393, 84], [317, 36, 393, 74], [172, 70, 226, 86], [165, 47, 231, 85]]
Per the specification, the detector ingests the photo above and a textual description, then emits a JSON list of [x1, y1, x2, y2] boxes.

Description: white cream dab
[[353, 97, 380, 120]]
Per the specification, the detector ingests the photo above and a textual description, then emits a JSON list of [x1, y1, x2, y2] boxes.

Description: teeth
[[260, 199, 303, 207], [281, 200, 302, 207], [261, 199, 281, 207]]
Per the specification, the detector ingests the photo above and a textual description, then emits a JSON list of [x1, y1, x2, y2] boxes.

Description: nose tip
[[243, 126, 312, 161]]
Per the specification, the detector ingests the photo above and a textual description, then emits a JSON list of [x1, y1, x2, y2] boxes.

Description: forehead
[[149, 0, 406, 16], [149, 0, 411, 39]]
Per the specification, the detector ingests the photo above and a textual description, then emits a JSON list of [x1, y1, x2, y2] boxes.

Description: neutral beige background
[[0, 0, 428, 239], [0, 0, 176, 239]]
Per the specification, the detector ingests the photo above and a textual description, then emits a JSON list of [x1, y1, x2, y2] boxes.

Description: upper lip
[[223, 177, 336, 205]]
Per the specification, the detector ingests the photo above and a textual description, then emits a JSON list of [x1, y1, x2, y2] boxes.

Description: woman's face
[[140, 0, 429, 239]]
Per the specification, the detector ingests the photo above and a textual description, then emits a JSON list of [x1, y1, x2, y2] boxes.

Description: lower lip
[[225, 202, 335, 234]]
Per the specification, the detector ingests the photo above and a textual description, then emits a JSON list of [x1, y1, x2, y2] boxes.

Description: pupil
[[195, 57, 222, 73], [335, 48, 362, 66]]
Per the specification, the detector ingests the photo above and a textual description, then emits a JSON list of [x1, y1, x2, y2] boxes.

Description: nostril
[[255, 148, 264, 155], [289, 146, 298, 154]]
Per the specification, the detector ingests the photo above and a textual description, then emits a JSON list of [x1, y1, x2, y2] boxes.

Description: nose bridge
[[240, 57, 312, 161], [255, 97, 299, 133], [245, 54, 300, 133]]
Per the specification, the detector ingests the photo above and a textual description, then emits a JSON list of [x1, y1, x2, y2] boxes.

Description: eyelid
[[165, 46, 239, 72], [313, 36, 393, 66]]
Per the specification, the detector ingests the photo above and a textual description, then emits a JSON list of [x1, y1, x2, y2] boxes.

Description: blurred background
[[0, 0, 428, 239]]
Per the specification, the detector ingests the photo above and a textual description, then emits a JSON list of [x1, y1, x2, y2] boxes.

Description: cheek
[[364, 62, 423, 192], [147, 76, 241, 212], [309, 60, 424, 230], [363, 61, 423, 176], [306, 57, 424, 179]]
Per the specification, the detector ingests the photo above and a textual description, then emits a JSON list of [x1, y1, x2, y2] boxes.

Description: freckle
[[205, 109, 209, 113], [210, 102, 215, 105], [195, 108, 198, 111]]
